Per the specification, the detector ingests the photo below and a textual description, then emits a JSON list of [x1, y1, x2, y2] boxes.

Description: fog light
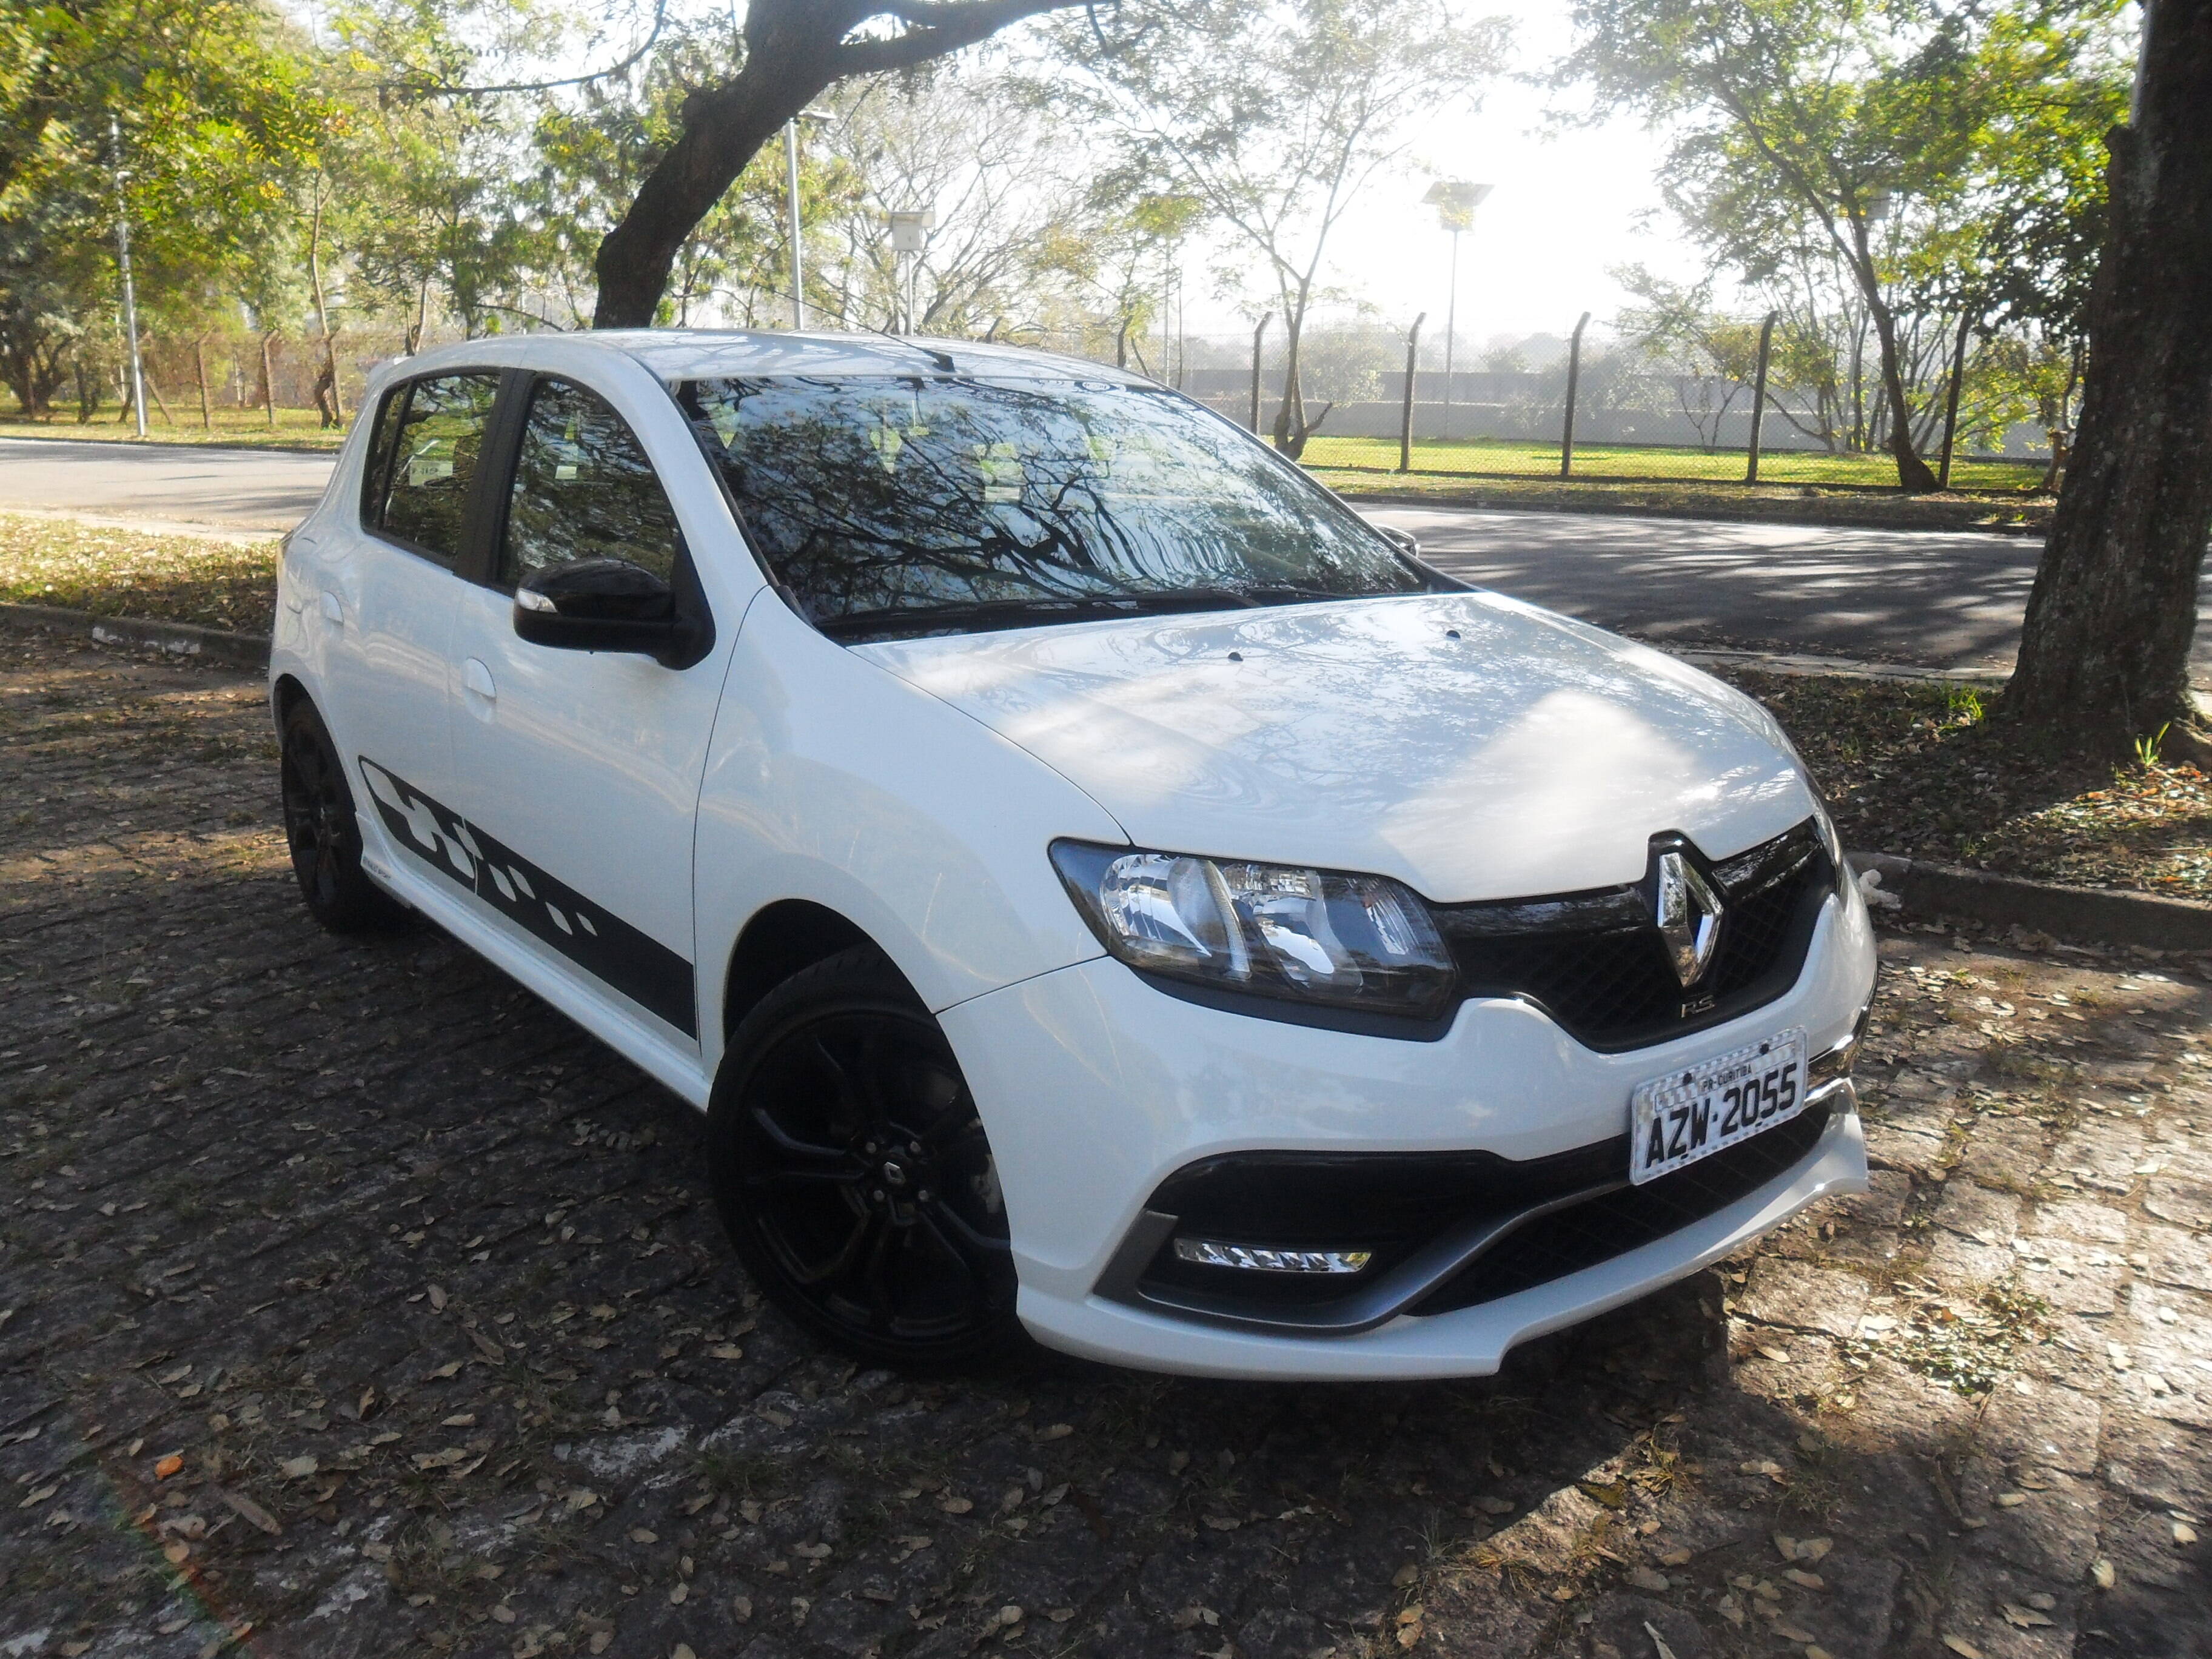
[[1172, 1238, 1373, 1274]]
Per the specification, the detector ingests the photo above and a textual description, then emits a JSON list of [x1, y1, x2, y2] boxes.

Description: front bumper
[[937, 891, 1874, 1379]]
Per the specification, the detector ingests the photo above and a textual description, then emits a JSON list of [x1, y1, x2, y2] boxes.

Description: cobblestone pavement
[[3, 623, 2208, 1659]]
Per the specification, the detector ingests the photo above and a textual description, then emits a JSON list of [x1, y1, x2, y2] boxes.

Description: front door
[[444, 370, 732, 1046]]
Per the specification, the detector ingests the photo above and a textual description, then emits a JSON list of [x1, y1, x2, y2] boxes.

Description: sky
[[1176, 0, 1711, 348]]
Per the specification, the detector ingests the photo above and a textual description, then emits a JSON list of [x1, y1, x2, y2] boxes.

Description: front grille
[[1409, 1101, 1835, 1316], [1432, 822, 1833, 1051]]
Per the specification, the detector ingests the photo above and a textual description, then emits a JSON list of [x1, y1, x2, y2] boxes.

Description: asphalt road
[[0, 435, 335, 533], [5, 435, 2206, 679]]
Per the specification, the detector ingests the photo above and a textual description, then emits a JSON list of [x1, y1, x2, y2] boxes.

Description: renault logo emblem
[[1653, 850, 1724, 987]]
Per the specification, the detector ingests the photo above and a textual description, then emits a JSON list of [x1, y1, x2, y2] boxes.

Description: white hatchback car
[[272, 330, 1875, 1378]]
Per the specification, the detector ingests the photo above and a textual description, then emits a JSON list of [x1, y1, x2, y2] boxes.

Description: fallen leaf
[[1785, 1569, 1825, 1589], [1771, 1622, 1817, 1643], [1579, 1480, 1627, 1509], [669, 1583, 688, 1605], [442, 1414, 476, 1428], [1757, 1346, 1792, 1364], [709, 1344, 745, 1360], [1392, 1564, 1419, 1588], [1627, 1566, 1669, 1592], [489, 1605, 515, 1624], [278, 1457, 317, 1480], [427, 1284, 447, 1312], [1202, 1514, 1240, 1530], [1796, 1537, 1833, 1562], [1996, 1492, 2027, 1507], [2176, 1521, 2199, 1547], [1657, 1548, 1693, 1567], [630, 1528, 657, 1544], [938, 1495, 973, 1515], [1643, 1620, 1679, 1659], [155, 1455, 183, 1480], [1942, 1638, 1986, 1658], [2003, 1604, 2055, 1628], [672, 1646, 695, 1659], [2093, 1559, 2116, 1589], [219, 1489, 281, 1535]]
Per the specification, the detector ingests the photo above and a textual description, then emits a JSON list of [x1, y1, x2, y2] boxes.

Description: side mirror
[[514, 558, 693, 663], [1376, 524, 1420, 558]]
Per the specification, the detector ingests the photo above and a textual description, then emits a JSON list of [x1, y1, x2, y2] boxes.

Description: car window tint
[[359, 383, 409, 528], [500, 377, 680, 588], [380, 372, 499, 561]]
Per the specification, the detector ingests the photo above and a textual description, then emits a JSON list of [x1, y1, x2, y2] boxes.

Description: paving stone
[[10, 626, 2212, 1659], [1737, 1259, 1870, 1339], [2030, 1197, 2133, 1244]]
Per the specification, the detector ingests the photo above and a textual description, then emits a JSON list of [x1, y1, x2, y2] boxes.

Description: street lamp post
[[783, 108, 833, 329], [1420, 180, 1492, 441], [109, 115, 147, 438]]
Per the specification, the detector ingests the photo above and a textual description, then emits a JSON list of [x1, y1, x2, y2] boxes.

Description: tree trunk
[[2005, 0, 2212, 751], [260, 333, 277, 429], [194, 336, 212, 430], [590, 0, 1079, 329]]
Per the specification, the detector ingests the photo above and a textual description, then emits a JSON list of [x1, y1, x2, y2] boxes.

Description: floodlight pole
[[1443, 227, 1460, 440], [784, 120, 805, 329], [109, 115, 147, 438]]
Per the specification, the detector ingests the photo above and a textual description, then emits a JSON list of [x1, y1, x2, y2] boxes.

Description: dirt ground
[[2, 622, 2207, 1659]]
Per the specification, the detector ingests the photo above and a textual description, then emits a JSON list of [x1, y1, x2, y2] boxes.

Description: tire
[[708, 946, 1028, 1372], [278, 697, 404, 934]]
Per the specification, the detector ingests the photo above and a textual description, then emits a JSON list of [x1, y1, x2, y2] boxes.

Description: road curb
[[1850, 850, 2212, 954], [1338, 484, 2049, 540], [0, 429, 340, 457], [0, 601, 270, 671]]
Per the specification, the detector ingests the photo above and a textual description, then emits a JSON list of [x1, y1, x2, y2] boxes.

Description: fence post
[[1248, 313, 1270, 433], [1558, 311, 1591, 479], [1744, 310, 1778, 483], [1937, 307, 1972, 489], [1398, 312, 1426, 473]]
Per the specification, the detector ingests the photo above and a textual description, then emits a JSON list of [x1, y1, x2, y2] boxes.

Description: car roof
[[566, 329, 1153, 386]]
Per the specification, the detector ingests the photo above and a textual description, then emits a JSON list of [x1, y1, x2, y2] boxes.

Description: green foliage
[[1560, 0, 2133, 480]]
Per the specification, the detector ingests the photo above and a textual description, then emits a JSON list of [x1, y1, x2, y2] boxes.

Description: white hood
[[854, 591, 1818, 902]]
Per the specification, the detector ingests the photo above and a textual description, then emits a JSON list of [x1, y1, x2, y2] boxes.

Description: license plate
[[1630, 1030, 1808, 1185]]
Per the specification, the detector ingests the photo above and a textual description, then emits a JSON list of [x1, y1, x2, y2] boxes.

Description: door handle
[[320, 592, 344, 626], [463, 658, 497, 701]]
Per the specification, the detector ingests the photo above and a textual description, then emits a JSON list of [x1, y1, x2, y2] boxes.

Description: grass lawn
[[1300, 433, 2048, 493], [1726, 668, 2212, 902], [0, 512, 279, 635], [0, 407, 350, 450]]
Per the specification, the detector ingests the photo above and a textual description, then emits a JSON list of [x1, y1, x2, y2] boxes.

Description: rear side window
[[358, 383, 407, 529], [499, 376, 682, 588], [367, 372, 500, 562]]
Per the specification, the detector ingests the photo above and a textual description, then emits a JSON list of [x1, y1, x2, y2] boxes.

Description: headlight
[[1050, 841, 1458, 1021]]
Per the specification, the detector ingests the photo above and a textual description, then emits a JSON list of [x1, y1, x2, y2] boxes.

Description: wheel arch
[[271, 671, 312, 727], [723, 899, 900, 1042]]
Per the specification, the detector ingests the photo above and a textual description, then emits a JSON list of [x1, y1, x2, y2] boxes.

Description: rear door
[[307, 370, 499, 877], [441, 368, 735, 1047]]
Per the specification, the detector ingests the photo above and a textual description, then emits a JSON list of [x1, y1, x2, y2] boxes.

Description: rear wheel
[[279, 698, 403, 933], [708, 947, 1025, 1372]]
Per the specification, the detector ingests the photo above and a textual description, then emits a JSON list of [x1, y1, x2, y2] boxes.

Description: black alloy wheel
[[708, 947, 1025, 1371], [278, 698, 403, 933]]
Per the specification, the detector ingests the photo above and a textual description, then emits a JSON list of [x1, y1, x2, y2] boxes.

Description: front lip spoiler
[[1093, 1077, 1855, 1338]]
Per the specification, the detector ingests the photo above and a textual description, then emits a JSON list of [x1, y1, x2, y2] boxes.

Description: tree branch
[[834, 0, 1084, 76]]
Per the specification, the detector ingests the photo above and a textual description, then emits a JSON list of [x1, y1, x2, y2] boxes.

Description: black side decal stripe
[[357, 756, 699, 1037]]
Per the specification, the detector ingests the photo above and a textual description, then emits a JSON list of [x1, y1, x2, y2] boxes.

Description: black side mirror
[[514, 558, 694, 663]]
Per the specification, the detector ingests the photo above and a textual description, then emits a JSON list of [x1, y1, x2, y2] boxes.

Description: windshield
[[678, 375, 1442, 640]]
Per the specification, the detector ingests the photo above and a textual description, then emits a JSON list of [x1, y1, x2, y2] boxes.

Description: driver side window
[[501, 377, 682, 588]]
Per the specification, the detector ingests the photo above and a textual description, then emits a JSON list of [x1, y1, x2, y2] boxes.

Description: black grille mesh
[[1410, 1102, 1834, 1315], [1433, 822, 1833, 1050]]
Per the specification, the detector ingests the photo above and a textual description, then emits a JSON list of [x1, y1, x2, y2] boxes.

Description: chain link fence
[[2, 327, 437, 438], [1087, 318, 2054, 494]]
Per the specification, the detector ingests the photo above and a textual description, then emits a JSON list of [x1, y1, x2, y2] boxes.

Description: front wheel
[[707, 947, 1027, 1372]]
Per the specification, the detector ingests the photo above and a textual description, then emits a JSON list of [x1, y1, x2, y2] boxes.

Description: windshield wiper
[[813, 581, 1392, 642]]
